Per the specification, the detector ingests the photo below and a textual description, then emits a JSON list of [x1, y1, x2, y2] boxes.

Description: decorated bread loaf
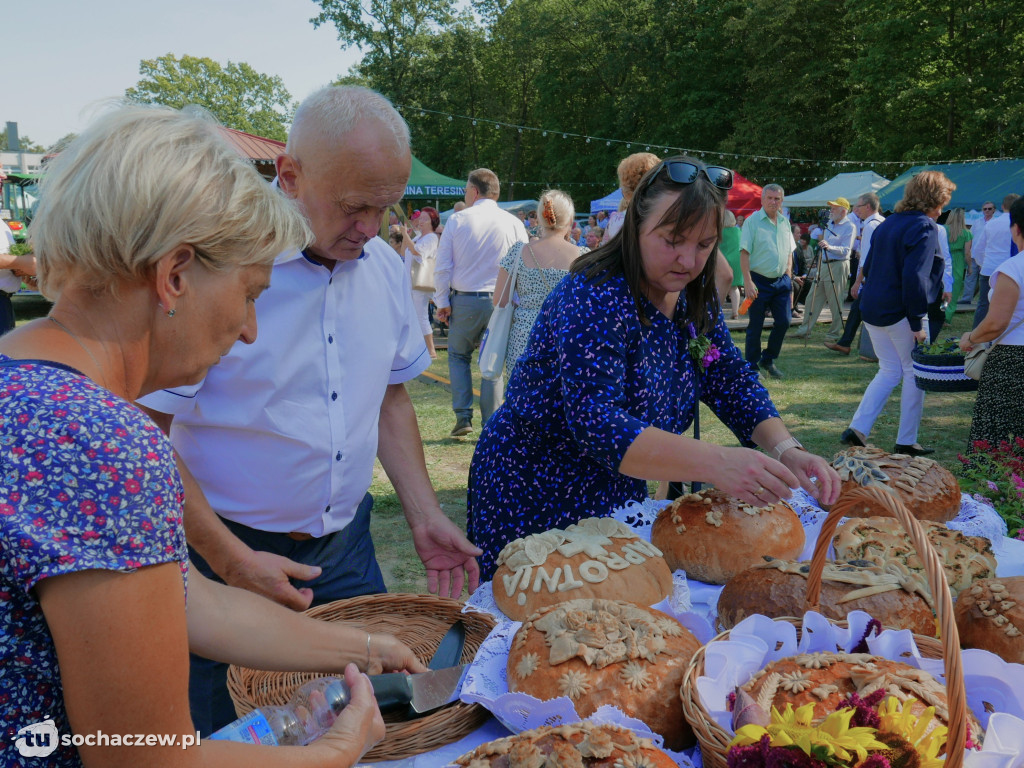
[[650, 487, 805, 585], [506, 598, 700, 751], [831, 447, 961, 523], [832, 516, 996, 596], [492, 517, 673, 621], [740, 651, 981, 738], [956, 576, 1024, 663], [716, 558, 936, 634], [454, 721, 677, 767]]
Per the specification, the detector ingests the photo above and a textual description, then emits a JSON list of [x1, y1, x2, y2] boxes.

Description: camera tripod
[[799, 233, 847, 342]]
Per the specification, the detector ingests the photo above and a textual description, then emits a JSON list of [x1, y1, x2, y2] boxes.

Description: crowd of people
[[1, 83, 1019, 767]]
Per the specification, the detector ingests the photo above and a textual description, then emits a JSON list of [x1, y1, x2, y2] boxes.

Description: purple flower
[[703, 344, 721, 367], [988, 480, 1000, 492], [688, 322, 698, 338]]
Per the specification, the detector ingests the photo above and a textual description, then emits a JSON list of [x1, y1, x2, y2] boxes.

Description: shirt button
[[331, 391, 338, 401], [325, 505, 331, 513], [328, 335, 334, 344], [335, 451, 342, 461]]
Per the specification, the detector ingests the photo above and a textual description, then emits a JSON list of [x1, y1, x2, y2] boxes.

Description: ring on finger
[[754, 486, 766, 496]]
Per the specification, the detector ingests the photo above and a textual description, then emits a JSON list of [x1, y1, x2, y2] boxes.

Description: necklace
[[48, 315, 107, 387]]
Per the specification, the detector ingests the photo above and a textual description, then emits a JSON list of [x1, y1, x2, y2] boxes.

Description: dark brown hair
[[571, 156, 725, 333]]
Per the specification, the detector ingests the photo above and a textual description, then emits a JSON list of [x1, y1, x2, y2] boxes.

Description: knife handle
[[368, 673, 413, 714]]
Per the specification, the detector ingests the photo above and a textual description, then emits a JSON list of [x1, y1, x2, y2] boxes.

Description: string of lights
[[396, 103, 1021, 170]]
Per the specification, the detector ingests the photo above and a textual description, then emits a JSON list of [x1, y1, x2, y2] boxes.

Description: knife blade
[[428, 620, 466, 670], [369, 663, 469, 716]]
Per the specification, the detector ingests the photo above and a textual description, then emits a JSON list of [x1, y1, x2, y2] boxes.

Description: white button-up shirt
[[433, 198, 529, 308], [974, 211, 1013, 277], [858, 212, 885, 270], [139, 237, 430, 535]]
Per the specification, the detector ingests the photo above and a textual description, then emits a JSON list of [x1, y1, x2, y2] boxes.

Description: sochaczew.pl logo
[[13, 719, 201, 755]]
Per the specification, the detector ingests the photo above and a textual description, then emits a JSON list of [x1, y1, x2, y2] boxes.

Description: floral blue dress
[[0, 358, 187, 767], [467, 270, 778, 579]]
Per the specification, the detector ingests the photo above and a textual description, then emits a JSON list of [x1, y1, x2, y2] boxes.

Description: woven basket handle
[[806, 486, 966, 768]]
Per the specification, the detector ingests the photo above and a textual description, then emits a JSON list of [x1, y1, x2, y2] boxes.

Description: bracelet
[[771, 436, 804, 461], [366, 632, 372, 669]]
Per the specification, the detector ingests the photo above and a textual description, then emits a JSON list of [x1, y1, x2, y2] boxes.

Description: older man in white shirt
[[140, 86, 482, 735], [973, 193, 1021, 328], [795, 197, 857, 342], [434, 168, 529, 437]]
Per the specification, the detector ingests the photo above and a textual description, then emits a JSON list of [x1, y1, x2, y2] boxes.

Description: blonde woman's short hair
[[31, 104, 311, 298], [537, 189, 575, 233]]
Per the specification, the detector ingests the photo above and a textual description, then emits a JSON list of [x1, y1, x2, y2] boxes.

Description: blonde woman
[[494, 189, 589, 375], [943, 208, 973, 321]]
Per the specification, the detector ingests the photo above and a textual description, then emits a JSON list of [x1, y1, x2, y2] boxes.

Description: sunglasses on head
[[642, 160, 734, 196]]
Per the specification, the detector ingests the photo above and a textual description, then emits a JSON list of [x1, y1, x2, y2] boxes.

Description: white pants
[[850, 318, 928, 445], [411, 289, 432, 336]]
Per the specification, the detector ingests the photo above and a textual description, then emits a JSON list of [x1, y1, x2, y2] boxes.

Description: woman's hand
[[706, 447, 799, 507], [317, 664, 386, 763], [779, 449, 841, 506], [913, 327, 928, 343], [959, 331, 976, 353], [368, 634, 429, 675]]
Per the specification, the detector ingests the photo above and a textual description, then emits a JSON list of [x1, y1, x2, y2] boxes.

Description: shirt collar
[[472, 198, 497, 209]]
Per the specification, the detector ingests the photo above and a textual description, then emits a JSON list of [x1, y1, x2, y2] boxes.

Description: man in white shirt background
[[140, 86, 481, 735], [434, 169, 529, 437], [960, 200, 996, 304], [973, 193, 1021, 328], [0, 219, 35, 335]]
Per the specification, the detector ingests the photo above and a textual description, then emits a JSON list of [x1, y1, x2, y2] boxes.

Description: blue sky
[[6, 0, 361, 147]]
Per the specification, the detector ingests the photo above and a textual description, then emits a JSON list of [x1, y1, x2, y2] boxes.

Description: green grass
[[373, 311, 979, 595]]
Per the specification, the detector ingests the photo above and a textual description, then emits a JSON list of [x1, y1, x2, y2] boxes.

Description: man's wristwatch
[[771, 437, 805, 461]]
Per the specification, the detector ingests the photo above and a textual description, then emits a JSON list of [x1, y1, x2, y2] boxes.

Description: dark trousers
[[973, 275, 992, 329], [0, 292, 14, 336], [836, 295, 862, 348], [927, 295, 946, 343], [188, 492, 385, 735], [744, 272, 792, 366]]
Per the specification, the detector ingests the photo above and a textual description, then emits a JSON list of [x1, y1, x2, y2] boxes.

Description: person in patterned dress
[[467, 157, 841, 579], [0, 105, 424, 768], [494, 189, 589, 377]]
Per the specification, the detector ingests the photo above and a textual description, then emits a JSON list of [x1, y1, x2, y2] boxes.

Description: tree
[[0, 129, 45, 153], [311, 0, 455, 105], [125, 54, 294, 141]]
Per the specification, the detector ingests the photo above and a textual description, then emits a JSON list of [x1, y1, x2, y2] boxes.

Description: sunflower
[[731, 703, 888, 765], [874, 697, 947, 768]]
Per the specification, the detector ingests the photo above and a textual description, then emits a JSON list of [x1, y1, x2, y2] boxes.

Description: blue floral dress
[[0, 358, 187, 767], [467, 270, 778, 579]]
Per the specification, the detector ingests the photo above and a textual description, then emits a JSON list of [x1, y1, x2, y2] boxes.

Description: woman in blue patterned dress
[[0, 106, 423, 768], [468, 158, 841, 578]]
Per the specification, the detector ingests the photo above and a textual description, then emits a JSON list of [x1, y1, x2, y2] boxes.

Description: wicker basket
[[680, 485, 969, 768], [227, 593, 496, 762], [912, 346, 978, 392]]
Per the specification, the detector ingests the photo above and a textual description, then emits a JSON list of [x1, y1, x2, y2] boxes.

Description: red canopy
[[727, 172, 762, 214]]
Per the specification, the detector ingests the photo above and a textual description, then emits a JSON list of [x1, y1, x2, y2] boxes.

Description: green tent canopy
[[877, 159, 1024, 212], [404, 156, 465, 199]]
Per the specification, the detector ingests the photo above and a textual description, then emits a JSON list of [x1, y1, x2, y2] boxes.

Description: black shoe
[[840, 428, 866, 446], [758, 360, 783, 379], [893, 443, 935, 457], [450, 418, 473, 437]]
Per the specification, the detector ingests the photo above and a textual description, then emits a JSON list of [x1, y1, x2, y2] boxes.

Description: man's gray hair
[[858, 192, 880, 211], [763, 183, 784, 196], [287, 85, 410, 154]]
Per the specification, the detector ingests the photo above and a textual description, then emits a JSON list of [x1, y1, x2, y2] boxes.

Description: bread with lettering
[[716, 558, 936, 634], [831, 446, 961, 523], [507, 598, 700, 751], [651, 487, 805, 585], [491, 517, 673, 621], [956, 576, 1024, 664], [832, 516, 996, 596], [454, 721, 677, 767], [741, 651, 981, 738]]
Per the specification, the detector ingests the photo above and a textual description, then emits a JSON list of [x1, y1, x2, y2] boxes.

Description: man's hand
[[851, 275, 863, 298], [743, 276, 758, 300], [222, 549, 322, 610], [409, 515, 482, 599], [436, 306, 451, 324], [942, 291, 952, 304]]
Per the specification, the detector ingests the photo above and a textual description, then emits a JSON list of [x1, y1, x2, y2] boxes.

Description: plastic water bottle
[[739, 296, 754, 315], [209, 676, 351, 746]]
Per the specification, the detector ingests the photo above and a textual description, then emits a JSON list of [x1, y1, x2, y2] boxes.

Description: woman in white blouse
[[402, 206, 440, 359]]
